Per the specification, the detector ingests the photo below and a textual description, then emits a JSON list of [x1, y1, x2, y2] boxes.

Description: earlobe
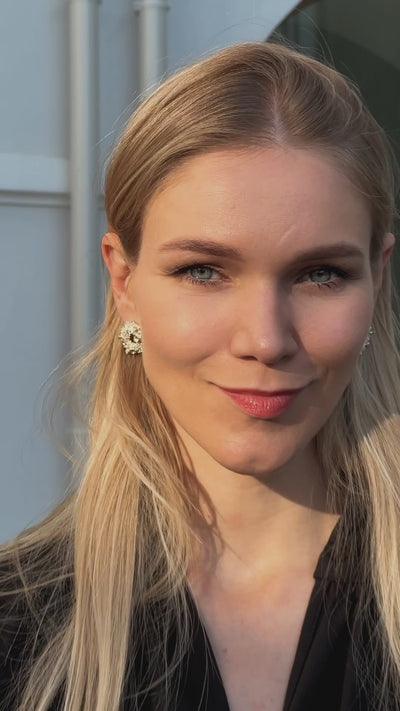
[[101, 232, 138, 321]]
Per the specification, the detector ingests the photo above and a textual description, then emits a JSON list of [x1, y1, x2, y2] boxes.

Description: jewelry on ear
[[360, 326, 374, 355], [119, 321, 143, 355]]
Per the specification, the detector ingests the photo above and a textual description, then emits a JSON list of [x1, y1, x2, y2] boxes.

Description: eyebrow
[[159, 238, 241, 259], [158, 238, 365, 261]]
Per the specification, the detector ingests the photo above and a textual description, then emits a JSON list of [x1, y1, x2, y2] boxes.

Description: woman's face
[[105, 147, 392, 478]]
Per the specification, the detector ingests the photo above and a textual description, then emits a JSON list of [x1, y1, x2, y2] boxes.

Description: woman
[[1, 41, 400, 711]]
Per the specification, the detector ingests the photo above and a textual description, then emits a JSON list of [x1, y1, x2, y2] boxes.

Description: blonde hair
[[1, 42, 400, 710]]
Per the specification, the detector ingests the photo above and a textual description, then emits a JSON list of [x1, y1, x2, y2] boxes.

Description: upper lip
[[218, 386, 306, 395]]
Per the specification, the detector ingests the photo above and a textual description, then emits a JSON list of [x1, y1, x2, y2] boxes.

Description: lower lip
[[220, 389, 301, 419]]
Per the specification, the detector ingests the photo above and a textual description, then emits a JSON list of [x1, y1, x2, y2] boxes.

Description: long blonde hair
[[1, 42, 400, 710]]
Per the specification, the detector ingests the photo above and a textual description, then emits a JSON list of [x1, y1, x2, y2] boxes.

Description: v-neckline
[[183, 523, 340, 711]]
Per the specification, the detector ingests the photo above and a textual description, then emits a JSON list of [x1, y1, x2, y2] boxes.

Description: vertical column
[[133, 0, 170, 94], [69, 0, 101, 350]]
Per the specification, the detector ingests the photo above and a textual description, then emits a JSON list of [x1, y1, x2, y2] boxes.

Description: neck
[[185, 443, 339, 591]]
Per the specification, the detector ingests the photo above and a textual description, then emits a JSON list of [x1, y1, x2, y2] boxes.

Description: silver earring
[[119, 321, 143, 355], [360, 326, 374, 355]]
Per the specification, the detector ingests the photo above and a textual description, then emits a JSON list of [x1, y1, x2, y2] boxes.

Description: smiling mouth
[[218, 387, 304, 419]]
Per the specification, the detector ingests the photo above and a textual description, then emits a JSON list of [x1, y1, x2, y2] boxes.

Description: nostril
[[229, 325, 299, 364]]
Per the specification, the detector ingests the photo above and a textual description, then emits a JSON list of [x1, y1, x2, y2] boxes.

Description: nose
[[229, 282, 299, 364]]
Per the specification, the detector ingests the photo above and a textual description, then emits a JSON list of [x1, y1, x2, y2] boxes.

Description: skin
[[103, 147, 394, 710]]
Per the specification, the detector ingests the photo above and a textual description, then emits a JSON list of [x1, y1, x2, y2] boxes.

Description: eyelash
[[300, 266, 351, 290], [171, 263, 351, 290], [172, 264, 223, 287]]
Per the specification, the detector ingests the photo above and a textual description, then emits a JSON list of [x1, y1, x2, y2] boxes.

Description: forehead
[[142, 147, 371, 256]]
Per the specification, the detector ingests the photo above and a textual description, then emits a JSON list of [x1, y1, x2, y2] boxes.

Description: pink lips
[[219, 387, 302, 419]]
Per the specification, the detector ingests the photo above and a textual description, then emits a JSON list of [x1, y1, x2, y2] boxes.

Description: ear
[[373, 232, 395, 299], [102, 232, 138, 322]]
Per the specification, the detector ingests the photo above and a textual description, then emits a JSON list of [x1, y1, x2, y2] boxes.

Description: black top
[[0, 527, 384, 710], [175, 550, 365, 710]]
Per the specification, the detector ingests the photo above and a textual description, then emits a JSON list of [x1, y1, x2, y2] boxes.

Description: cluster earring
[[360, 326, 374, 355], [119, 321, 143, 355]]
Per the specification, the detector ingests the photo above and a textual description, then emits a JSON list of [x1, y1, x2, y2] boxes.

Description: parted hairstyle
[[1, 41, 400, 711]]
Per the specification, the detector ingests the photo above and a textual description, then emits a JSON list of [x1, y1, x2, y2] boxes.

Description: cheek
[[299, 295, 372, 369], [138, 292, 224, 369]]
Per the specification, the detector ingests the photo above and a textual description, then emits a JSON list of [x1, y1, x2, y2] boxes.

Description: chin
[[206, 442, 298, 479]]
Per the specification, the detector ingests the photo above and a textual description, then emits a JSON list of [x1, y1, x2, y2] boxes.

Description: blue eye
[[172, 263, 223, 287], [189, 266, 215, 281], [309, 269, 334, 284], [306, 266, 349, 289]]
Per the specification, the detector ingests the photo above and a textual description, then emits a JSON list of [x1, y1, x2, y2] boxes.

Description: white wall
[[0, 204, 70, 539], [168, 0, 298, 70], [0, 0, 141, 542], [0, 0, 298, 542]]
